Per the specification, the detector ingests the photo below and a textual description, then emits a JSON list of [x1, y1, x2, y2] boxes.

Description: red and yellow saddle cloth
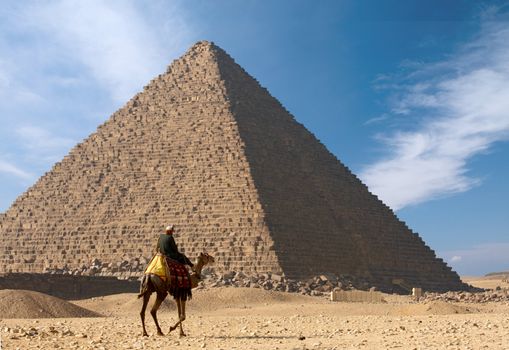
[[166, 258, 192, 289], [144, 253, 191, 289], [144, 254, 168, 281]]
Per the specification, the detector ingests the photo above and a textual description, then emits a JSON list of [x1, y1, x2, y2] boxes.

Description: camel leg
[[179, 300, 186, 337], [150, 292, 166, 336], [169, 298, 180, 333], [140, 292, 151, 337], [169, 298, 185, 334]]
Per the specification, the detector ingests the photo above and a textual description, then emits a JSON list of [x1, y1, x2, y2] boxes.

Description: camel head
[[198, 252, 215, 266]]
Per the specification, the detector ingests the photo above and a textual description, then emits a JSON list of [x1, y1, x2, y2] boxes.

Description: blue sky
[[1, 0, 508, 275]]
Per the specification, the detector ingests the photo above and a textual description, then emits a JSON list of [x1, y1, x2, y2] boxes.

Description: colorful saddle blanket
[[166, 257, 191, 289], [144, 254, 191, 289], [144, 254, 168, 281]]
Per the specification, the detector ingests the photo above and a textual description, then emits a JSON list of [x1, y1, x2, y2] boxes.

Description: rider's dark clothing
[[156, 234, 194, 267]]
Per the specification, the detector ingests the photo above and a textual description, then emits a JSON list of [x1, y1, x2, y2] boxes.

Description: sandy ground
[[0, 290, 100, 319], [462, 275, 509, 291], [1, 278, 509, 350]]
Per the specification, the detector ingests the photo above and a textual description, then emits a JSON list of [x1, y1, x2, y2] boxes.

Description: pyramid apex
[[193, 40, 215, 47], [187, 40, 219, 53], [184, 40, 230, 59], [162, 40, 231, 77]]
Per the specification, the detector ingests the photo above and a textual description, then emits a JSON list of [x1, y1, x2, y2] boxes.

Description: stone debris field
[[1, 277, 509, 350]]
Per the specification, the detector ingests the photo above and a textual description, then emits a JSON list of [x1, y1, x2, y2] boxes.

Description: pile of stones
[[193, 270, 374, 296], [2, 325, 86, 340], [422, 288, 509, 303], [44, 258, 376, 296], [39, 259, 509, 301], [43, 257, 149, 279]]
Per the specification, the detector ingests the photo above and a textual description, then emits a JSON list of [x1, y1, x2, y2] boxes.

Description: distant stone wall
[[0, 273, 139, 300]]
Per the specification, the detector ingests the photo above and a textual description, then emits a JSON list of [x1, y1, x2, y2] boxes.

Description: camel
[[138, 252, 214, 337]]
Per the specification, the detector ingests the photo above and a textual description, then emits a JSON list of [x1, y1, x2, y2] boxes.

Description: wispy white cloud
[[15, 126, 76, 163], [441, 243, 509, 276], [450, 255, 462, 263], [363, 113, 390, 126], [0, 58, 45, 105], [361, 9, 509, 210], [21, 0, 192, 102], [0, 0, 194, 116], [0, 64, 8, 90], [0, 160, 34, 180], [0, 1, 195, 212]]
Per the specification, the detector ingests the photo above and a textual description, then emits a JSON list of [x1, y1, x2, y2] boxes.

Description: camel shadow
[[207, 335, 300, 340]]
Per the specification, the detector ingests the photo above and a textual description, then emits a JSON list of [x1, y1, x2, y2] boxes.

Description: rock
[[62, 329, 74, 336], [318, 275, 329, 282], [222, 271, 235, 280], [235, 271, 247, 280], [271, 274, 282, 282]]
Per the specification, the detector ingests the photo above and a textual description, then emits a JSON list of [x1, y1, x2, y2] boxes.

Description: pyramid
[[0, 41, 465, 291]]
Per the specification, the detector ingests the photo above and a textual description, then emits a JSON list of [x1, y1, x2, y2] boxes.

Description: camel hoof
[[157, 331, 164, 336], [180, 333, 187, 338], [142, 332, 148, 337]]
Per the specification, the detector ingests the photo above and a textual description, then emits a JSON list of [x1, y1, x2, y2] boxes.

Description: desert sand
[[0, 290, 100, 319], [1, 277, 508, 350], [461, 275, 509, 291]]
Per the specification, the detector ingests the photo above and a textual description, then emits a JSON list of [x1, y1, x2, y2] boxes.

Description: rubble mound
[[195, 270, 376, 296], [422, 289, 509, 303], [44, 265, 378, 296], [0, 289, 101, 318]]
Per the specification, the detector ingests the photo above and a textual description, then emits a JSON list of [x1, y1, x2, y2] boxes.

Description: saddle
[[165, 257, 192, 289], [144, 253, 192, 300], [144, 253, 168, 281]]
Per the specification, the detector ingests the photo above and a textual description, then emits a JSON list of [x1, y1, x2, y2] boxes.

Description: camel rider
[[156, 225, 194, 269]]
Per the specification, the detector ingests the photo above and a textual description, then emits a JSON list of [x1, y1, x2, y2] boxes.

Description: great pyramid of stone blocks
[[0, 41, 465, 291]]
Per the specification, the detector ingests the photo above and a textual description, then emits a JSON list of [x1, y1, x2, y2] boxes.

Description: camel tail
[[138, 274, 149, 298]]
